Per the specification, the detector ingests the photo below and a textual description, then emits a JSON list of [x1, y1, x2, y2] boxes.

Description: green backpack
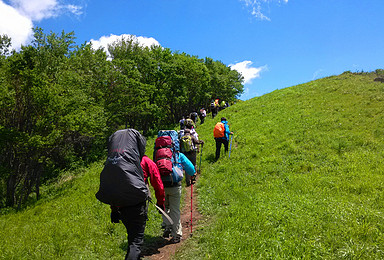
[[180, 135, 194, 153]]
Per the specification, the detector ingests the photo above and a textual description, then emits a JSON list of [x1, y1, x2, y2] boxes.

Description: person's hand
[[156, 203, 165, 214], [191, 174, 196, 184], [111, 210, 120, 223], [230, 132, 234, 135]]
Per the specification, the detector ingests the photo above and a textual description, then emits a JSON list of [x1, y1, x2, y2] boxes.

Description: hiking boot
[[163, 229, 171, 238], [170, 236, 181, 244]]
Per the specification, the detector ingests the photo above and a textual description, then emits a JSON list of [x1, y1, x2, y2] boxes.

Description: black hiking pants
[[119, 201, 148, 260], [215, 138, 228, 160]]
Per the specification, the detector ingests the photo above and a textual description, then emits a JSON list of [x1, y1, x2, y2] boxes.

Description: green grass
[[1, 71, 384, 259], [180, 71, 384, 259], [0, 162, 164, 259]]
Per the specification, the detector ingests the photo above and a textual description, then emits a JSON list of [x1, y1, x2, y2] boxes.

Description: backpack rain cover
[[95, 129, 148, 207]]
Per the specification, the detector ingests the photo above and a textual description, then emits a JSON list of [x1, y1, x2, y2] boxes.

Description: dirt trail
[[142, 176, 202, 260]]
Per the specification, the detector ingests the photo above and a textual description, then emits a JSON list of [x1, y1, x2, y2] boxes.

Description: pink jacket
[[141, 155, 165, 207]]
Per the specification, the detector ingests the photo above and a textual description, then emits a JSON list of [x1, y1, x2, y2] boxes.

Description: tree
[[0, 34, 11, 57], [205, 57, 244, 103], [0, 29, 244, 208], [0, 28, 109, 207]]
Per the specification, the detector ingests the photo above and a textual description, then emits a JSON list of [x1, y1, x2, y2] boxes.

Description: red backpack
[[154, 136, 174, 176]]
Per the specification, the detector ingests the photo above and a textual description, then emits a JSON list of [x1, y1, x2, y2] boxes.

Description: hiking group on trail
[[95, 102, 232, 260]]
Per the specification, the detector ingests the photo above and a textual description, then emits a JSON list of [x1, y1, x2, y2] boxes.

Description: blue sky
[[1, 0, 384, 100]]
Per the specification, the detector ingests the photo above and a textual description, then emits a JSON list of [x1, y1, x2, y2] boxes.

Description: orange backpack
[[213, 122, 225, 138]]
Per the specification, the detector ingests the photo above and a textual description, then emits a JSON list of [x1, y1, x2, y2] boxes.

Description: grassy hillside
[[1, 71, 384, 259], [180, 71, 384, 259]]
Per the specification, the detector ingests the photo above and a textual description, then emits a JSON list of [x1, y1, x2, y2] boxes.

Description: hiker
[[179, 116, 185, 130], [140, 155, 165, 212], [190, 111, 199, 124], [199, 108, 206, 124], [184, 115, 195, 129], [220, 100, 226, 111], [161, 151, 196, 243], [213, 117, 233, 160], [210, 101, 215, 118], [184, 117, 199, 140], [180, 128, 204, 186], [211, 99, 219, 118], [96, 129, 154, 260], [215, 99, 220, 108]]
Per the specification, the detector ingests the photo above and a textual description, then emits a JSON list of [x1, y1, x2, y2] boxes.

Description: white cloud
[[64, 4, 83, 16], [9, 0, 57, 21], [90, 34, 161, 57], [0, 1, 33, 48], [229, 60, 267, 84], [0, 0, 83, 49], [251, 3, 271, 21], [240, 0, 288, 21], [9, 0, 83, 21]]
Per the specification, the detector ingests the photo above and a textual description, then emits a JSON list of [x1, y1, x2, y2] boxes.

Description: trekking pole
[[148, 199, 174, 225], [229, 135, 233, 159], [190, 180, 193, 237], [146, 185, 174, 225]]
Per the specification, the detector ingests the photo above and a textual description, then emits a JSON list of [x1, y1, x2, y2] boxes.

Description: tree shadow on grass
[[119, 234, 170, 257]]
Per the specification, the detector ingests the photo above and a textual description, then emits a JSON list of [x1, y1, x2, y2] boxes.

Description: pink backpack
[[154, 136, 173, 176]]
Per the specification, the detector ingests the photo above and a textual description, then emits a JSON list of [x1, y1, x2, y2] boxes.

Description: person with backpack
[[153, 130, 196, 244], [213, 117, 234, 160], [180, 128, 204, 186], [210, 101, 216, 118], [190, 112, 199, 124], [184, 119, 199, 140], [161, 151, 195, 243], [184, 115, 195, 129], [96, 129, 151, 260], [179, 116, 185, 130], [211, 99, 219, 118], [199, 108, 206, 124], [140, 155, 165, 212], [220, 100, 226, 111]]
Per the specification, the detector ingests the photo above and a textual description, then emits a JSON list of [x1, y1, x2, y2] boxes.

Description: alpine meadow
[[1, 69, 384, 259]]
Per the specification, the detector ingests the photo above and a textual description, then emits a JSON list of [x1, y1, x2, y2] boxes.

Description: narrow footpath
[[142, 175, 202, 260]]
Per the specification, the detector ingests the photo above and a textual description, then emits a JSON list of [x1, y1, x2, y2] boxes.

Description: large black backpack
[[95, 129, 148, 207]]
